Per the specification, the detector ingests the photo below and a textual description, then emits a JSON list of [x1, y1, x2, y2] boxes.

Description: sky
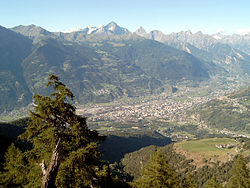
[[1, 0, 250, 35]]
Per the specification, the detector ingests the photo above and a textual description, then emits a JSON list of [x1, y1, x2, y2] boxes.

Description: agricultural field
[[174, 137, 250, 168]]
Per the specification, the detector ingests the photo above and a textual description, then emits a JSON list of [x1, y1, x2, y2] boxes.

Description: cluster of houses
[[215, 143, 237, 149]]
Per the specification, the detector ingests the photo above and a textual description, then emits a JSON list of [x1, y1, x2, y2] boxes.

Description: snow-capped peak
[[87, 26, 97, 34], [213, 35, 222, 40], [108, 25, 115, 31], [105, 21, 118, 31], [62, 22, 130, 35]]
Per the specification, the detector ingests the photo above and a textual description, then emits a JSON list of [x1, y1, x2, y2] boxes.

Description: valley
[[1, 22, 250, 114], [77, 75, 249, 140], [0, 21, 249, 187], [78, 78, 242, 123]]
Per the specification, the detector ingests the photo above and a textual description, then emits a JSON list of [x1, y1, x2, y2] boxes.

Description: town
[[77, 81, 242, 124]]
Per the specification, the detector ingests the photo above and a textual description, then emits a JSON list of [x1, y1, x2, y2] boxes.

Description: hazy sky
[[1, 0, 249, 35]]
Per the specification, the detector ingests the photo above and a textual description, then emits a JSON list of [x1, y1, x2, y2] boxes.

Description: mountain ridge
[[1, 24, 215, 113], [1, 22, 249, 113], [133, 26, 250, 76], [0, 26, 33, 112]]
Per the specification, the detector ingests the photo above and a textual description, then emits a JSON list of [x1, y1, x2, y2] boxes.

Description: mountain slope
[[11, 24, 56, 42], [213, 33, 250, 55], [1, 23, 246, 113], [0, 26, 33, 112], [120, 137, 249, 186], [108, 38, 210, 82], [21, 37, 163, 104], [189, 87, 250, 133], [135, 28, 250, 76]]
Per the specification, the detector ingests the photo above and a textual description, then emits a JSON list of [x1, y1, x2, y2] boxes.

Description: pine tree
[[132, 150, 180, 188], [0, 143, 29, 187], [204, 176, 223, 188], [228, 155, 249, 188], [181, 173, 197, 188], [1, 75, 108, 188]]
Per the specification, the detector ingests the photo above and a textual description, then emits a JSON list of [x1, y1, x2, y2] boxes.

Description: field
[[176, 138, 237, 152], [174, 138, 249, 168]]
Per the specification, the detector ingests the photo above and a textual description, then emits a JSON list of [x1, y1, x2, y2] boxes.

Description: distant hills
[[0, 22, 249, 113], [189, 87, 250, 134]]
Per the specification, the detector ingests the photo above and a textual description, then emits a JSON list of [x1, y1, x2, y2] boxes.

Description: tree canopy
[[228, 155, 250, 188], [132, 150, 180, 188], [0, 75, 109, 188], [204, 176, 223, 188]]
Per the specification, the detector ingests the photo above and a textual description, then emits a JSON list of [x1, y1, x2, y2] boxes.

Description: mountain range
[[135, 27, 250, 75], [0, 22, 249, 113]]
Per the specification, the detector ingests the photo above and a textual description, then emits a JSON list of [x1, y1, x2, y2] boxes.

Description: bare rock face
[[93, 21, 130, 35], [134, 26, 151, 39]]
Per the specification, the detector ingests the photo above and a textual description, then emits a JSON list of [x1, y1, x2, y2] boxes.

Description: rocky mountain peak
[[150, 30, 167, 41], [11, 24, 52, 38], [135, 27, 147, 34], [134, 26, 150, 38], [91, 21, 130, 35], [106, 21, 118, 27], [194, 31, 203, 36]]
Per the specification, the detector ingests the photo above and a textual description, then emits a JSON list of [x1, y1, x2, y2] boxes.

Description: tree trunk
[[41, 139, 61, 188]]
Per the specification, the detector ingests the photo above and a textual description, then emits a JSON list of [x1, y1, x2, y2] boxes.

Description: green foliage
[[0, 143, 30, 187], [204, 176, 223, 188], [193, 158, 235, 187], [121, 144, 195, 180], [0, 133, 12, 168], [120, 138, 250, 187], [56, 142, 109, 187], [0, 118, 29, 169], [228, 155, 250, 188], [177, 138, 237, 152], [132, 150, 180, 188], [181, 174, 197, 188], [0, 75, 110, 187]]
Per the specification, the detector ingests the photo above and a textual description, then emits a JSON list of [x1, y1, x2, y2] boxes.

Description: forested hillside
[[190, 87, 250, 133], [1, 75, 249, 187], [118, 138, 250, 187]]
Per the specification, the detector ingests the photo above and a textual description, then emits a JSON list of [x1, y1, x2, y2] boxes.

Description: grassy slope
[[120, 137, 250, 179], [174, 138, 250, 168]]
